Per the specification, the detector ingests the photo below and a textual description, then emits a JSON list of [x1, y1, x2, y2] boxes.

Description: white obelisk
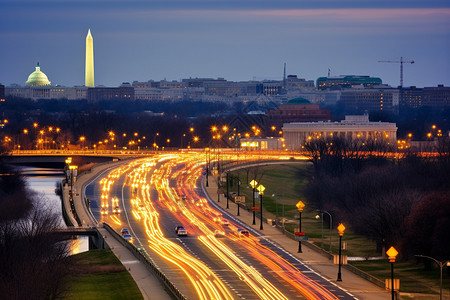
[[85, 29, 95, 87]]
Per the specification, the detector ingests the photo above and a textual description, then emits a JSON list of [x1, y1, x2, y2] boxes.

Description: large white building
[[6, 86, 87, 100], [282, 115, 397, 150]]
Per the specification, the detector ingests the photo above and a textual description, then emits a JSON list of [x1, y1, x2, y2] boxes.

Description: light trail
[[95, 153, 341, 300]]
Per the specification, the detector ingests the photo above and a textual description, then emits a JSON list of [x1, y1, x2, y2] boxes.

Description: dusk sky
[[1, 0, 449, 88]]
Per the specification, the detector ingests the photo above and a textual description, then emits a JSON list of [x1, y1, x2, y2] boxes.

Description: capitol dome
[[25, 62, 51, 86]]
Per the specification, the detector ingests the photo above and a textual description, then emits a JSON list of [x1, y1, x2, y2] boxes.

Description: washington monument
[[85, 29, 94, 87]]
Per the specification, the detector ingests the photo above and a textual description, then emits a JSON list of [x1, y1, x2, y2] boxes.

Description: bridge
[[2, 149, 153, 167], [53, 227, 108, 250]]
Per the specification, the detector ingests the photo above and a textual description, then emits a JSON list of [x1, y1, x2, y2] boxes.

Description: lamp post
[[205, 148, 209, 187], [316, 210, 333, 252], [387, 246, 399, 300], [415, 255, 449, 300], [250, 180, 258, 225], [257, 184, 265, 230], [226, 172, 229, 209], [296, 201, 305, 253], [337, 223, 346, 281]]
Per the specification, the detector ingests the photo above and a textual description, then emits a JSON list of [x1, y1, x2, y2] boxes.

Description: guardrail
[[102, 223, 187, 300]]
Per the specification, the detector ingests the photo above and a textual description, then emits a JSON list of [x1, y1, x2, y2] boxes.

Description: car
[[214, 229, 225, 237], [100, 207, 108, 215], [175, 225, 185, 234], [112, 206, 121, 214], [121, 228, 130, 236], [177, 228, 188, 236], [123, 234, 133, 243], [221, 219, 230, 226], [238, 229, 249, 237]]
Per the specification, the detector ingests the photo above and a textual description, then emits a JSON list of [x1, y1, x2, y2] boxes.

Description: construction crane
[[378, 57, 414, 88]]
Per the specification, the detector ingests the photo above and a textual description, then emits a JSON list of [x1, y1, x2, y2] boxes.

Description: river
[[23, 167, 89, 254]]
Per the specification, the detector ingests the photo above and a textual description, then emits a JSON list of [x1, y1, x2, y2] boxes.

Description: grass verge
[[64, 249, 143, 300], [226, 162, 447, 296]]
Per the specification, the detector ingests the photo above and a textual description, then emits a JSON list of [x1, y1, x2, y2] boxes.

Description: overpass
[[52, 228, 108, 250], [1, 149, 152, 168]]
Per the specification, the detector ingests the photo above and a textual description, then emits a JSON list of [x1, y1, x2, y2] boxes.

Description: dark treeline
[[0, 161, 73, 299], [2, 96, 450, 150], [303, 137, 450, 260]]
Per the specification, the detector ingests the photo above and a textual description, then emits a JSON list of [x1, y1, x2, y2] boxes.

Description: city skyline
[[1, 0, 449, 88]]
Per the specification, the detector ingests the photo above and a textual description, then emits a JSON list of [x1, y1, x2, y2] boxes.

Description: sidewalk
[[97, 226, 169, 300], [203, 177, 389, 300]]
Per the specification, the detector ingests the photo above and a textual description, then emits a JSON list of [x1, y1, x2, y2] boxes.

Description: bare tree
[[0, 178, 73, 300]]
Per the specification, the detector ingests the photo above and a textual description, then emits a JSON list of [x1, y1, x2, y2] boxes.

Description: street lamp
[[337, 223, 346, 281], [387, 246, 399, 300], [415, 255, 450, 300], [296, 201, 305, 253], [250, 180, 258, 225], [316, 210, 333, 252], [257, 184, 265, 230]]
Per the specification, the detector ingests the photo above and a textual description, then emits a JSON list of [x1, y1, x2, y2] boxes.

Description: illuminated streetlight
[[415, 255, 449, 300], [316, 210, 332, 252], [250, 180, 258, 225], [296, 201, 305, 253], [337, 223, 346, 281], [257, 184, 265, 230], [386, 246, 398, 300]]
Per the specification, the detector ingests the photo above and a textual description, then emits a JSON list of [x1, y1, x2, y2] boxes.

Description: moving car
[[214, 229, 225, 237], [177, 228, 188, 236], [238, 229, 249, 237], [221, 219, 230, 226], [112, 206, 121, 214], [100, 207, 108, 215], [123, 234, 133, 243], [175, 225, 185, 234], [121, 228, 130, 236]]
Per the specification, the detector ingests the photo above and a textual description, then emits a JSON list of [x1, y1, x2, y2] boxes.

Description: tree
[[403, 191, 450, 260], [0, 163, 73, 299]]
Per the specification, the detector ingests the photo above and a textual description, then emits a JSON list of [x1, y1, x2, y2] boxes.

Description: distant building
[[401, 85, 450, 108], [240, 137, 283, 150], [339, 86, 399, 113], [25, 63, 51, 86], [6, 86, 87, 100], [316, 75, 382, 90], [0, 84, 4, 102], [87, 86, 134, 101], [266, 98, 330, 128], [282, 115, 397, 150]]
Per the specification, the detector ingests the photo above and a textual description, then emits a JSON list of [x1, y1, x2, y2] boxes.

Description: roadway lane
[[86, 154, 356, 300]]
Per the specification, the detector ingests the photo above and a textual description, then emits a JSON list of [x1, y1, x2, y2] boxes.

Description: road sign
[[295, 236, 309, 241], [296, 201, 305, 211], [235, 196, 245, 203], [295, 232, 305, 236], [251, 206, 260, 211], [202, 171, 206, 175]]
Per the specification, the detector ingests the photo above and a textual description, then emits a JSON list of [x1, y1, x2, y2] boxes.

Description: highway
[[85, 152, 355, 300]]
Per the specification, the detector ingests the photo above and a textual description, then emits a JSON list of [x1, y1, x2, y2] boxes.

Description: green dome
[[287, 97, 310, 104], [26, 63, 51, 86]]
